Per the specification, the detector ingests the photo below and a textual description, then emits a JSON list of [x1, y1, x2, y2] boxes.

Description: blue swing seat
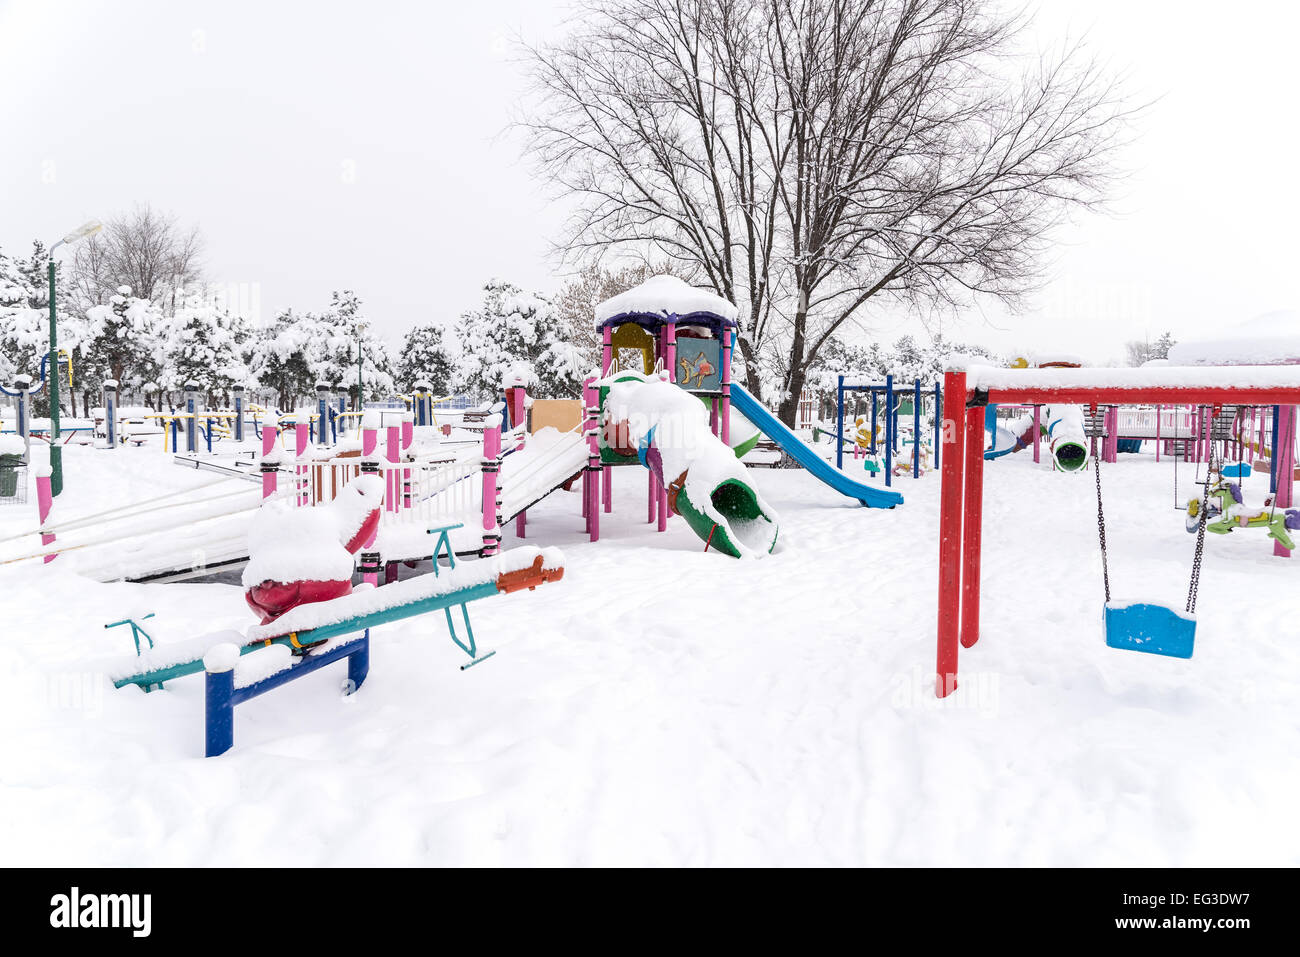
[[1104, 601, 1196, 659], [1220, 462, 1252, 479]]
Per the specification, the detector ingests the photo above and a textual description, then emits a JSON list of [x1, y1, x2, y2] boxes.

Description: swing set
[[933, 363, 1300, 698]]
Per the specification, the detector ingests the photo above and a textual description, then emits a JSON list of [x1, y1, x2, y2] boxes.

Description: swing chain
[[1186, 414, 1217, 615], [1092, 432, 1111, 604]]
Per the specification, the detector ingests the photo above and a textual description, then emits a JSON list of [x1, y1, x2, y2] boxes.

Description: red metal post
[[935, 369, 967, 697], [961, 403, 986, 649]]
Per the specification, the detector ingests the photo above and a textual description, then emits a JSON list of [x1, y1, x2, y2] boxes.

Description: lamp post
[[356, 320, 368, 412], [46, 219, 103, 496]]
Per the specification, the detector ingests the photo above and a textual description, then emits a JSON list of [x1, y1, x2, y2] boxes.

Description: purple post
[[584, 376, 600, 542], [664, 322, 677, 383], [601, 326, 614, 377], [1274, 405, 1296, 559], [261, 424, 278, 500], [37, 470, 56, 563], [720, 327, 733, 448], [482, 419, 502, 556], [648, 472, 657, 524], [602, 465, 612, 513]]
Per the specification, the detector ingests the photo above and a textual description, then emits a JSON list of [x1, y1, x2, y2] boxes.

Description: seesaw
[[105, 544, 564, 755]]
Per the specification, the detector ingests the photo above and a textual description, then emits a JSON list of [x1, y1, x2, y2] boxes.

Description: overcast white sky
[[2, 0, 1297, 363]]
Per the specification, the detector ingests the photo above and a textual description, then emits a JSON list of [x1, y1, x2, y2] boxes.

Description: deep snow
[[1, 441, 1298, 866]]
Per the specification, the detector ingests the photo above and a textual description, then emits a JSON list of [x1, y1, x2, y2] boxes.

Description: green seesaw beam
[[111, 546, 564, 690]]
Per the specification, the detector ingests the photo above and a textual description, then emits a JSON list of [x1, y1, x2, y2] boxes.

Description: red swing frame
[[935, 365, 1300, 698]]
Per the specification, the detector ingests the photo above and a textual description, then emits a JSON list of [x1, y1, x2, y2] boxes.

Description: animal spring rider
[[1184, 464, 1300, 551]]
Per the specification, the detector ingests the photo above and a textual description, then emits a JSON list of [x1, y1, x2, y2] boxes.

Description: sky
[[2, 0, 1297, 363]]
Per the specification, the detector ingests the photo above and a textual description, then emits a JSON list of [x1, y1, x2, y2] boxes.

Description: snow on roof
[[1167, 311, 1300, 366], [595, 275, 738, 326], [966, 363, 1300, 393]]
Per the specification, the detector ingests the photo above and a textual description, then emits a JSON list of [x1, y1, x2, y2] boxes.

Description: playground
[[1, 275, 1298, 867]]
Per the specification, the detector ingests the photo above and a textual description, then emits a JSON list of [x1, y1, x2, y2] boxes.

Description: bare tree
[[522, 0, 1135, 423], [70, 203, 204, 309], [552, 261, 696, 365]]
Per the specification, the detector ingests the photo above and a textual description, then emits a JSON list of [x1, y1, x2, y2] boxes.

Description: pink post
[[584, 376, 600, 542], [602, 465, 612, 513], [362, 424, 378, 457], [295, 417, 310, 506], [1159, 403, 1170, 465], [261, 424, 279, 500], [648, 472, 657, 523], [1274, 405, 1295, 558], [657, 482, 668, 532], [481, 419, 502, 556], [1032, 405, 1041, 464], [401, 413, 413, 511], [386, 424, 401, 519], [37, 470, 56, 563]]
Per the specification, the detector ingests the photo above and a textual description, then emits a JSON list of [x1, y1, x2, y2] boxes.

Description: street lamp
[[355, 320, 368, 412], [47, 219, 103, 496]]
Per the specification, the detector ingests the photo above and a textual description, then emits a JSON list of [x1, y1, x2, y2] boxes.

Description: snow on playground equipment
[[932, 362, 1300, 698], [590, 276, 900, 553], [834, 375, 940, 485], [111, 542, 564, 754], [601, 371, 779, 557], [981, 355, 1095, 472]]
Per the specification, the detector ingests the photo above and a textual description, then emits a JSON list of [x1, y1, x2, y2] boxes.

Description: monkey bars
[[934, 364, 1300, 698]]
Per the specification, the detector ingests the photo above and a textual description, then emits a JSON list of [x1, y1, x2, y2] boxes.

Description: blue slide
[[730, 384, 904, 509]]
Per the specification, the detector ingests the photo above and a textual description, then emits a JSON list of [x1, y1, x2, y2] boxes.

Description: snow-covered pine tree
[[397, 322, 457, 395], [315, 291, 395, 407], [453, 279, 585, 400], [162, 289, 249, 406], [246, 308, 318, 411], [81, 287, 164, 410]]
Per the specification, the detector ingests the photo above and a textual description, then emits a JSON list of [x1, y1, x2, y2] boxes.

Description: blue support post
[[835, 375, 845, 471], [205, 666, 235, 757], [103, 381, 118, 448], [914, 378, 921, 479], [184, 385, 199, 453], [232, 385, 245, 442], [205, 416, 213, 453], [884, 374, 894, 486], [316, 384, 330, 449]]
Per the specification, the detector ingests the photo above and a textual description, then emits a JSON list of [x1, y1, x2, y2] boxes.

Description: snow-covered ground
[[1, 441, 1297, 865]]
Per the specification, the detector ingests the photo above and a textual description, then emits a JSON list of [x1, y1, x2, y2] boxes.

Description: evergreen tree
[[398, 322, 457, 395], [453, 279, 585, 400]]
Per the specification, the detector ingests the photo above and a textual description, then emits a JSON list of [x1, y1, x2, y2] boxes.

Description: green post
[[47, 258, 63, 496]]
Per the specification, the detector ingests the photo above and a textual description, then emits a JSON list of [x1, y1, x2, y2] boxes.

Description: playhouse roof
[[595, 275, 739, 331], [1166, 310, 1300, 366]]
